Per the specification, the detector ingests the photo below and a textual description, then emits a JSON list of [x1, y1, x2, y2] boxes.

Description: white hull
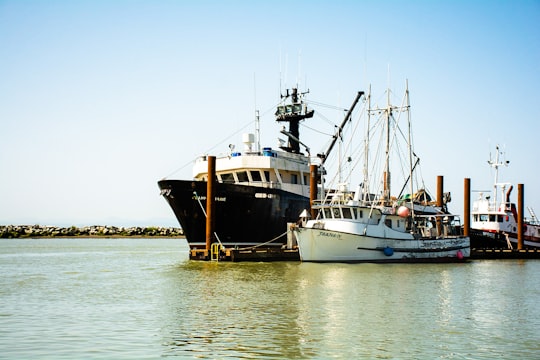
[[294, 227, 470, 263], [471, 145, 540, 249]]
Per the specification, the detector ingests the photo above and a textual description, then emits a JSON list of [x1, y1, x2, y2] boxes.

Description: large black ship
[[158, 88, 316, 250]]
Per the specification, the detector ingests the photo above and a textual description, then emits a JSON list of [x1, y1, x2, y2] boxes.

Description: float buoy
[[383, 246, 394, 256], [397, 206, 410, 218]]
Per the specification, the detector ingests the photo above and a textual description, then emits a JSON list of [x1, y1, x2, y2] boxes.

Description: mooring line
[[193, 191, 224, 248], [236, 230, 290, 251]]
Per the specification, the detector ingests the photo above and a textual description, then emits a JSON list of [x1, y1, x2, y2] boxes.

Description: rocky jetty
[[0, 225, 184, 238]]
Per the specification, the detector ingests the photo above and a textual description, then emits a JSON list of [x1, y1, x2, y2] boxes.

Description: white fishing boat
[[471, 145, 540, 249], [292, 83, 470, 263]]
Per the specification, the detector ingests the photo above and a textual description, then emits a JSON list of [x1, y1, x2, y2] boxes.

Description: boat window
[[480, 214, 489, 222], [237, 171, 249, 182], [489, 215, 496, 222], [323, 208, 332, 219], [385, 219, 392, 228], [220, 173, 234, 183], [303, 175, 308, 185], [358, 210, 363, 218], [473, 214, 478, 221], [333, 208, 341, 218], [497, 215, 504, 222], [250, 171, 262, 182], [343, 208, 353, 219], [291, 173, 298, 184], [263, 171, 270, 182]]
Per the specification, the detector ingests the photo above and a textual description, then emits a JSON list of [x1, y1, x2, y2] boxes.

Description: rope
[[193, 190, 290, 251], [236, 229, 290, 251], [193, 191, 224, 249]]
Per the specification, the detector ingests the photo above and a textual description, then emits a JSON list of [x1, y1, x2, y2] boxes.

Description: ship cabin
[[471, 191, 517, 234], [307, 185, 464, 239], [192, 134, 311, 197]]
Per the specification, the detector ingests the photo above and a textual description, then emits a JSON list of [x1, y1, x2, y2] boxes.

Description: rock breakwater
[[0, 225, 184, 238]]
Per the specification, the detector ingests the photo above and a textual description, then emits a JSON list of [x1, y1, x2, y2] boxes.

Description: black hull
[[158, 180, 309, 248], [470, 229, 540, 249]]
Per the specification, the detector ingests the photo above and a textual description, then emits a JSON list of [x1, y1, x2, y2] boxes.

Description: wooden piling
[[436, 176, 443, 235], [436, 176, 443, 207], [518, 183, 524, 250], [464, 178, 470, 237], [206, 156, 216, 253], [310, 164, 318, 219]]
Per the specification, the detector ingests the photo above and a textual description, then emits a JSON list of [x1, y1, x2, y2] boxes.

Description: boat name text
[[192, 195, 227, 202], [319, 231, 342, 239]]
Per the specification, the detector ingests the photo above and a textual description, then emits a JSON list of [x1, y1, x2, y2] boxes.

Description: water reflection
[[160, 261, 310, 358], [2, 239, 538, 359], [159, 260, 540, 359]]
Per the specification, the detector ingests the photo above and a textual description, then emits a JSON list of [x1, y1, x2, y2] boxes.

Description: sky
[[1, 0, 539, 227]]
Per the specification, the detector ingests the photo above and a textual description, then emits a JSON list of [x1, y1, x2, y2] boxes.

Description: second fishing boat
[[292, 83, 470, 263]]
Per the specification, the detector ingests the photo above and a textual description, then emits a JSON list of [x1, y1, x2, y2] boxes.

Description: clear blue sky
[[1, 0, 539, 227]]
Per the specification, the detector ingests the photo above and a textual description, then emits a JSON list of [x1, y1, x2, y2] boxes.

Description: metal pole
[[206, 156, 216, 254]]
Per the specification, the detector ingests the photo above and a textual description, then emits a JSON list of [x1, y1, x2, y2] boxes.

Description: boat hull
[[293, 227, 470, 263], [158, 179, 308, 249], [470, 228, 540, 249]]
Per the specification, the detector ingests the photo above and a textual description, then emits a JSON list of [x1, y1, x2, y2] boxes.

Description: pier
[[471, 248, 540, 259], [189, 247, 300, 262]]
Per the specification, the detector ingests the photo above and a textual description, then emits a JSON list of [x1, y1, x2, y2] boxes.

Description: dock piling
[[518, 183, 524, 250], [436, 175, 443, 235], [464, 178, 470, 237], [206, 156, 216, 255], [310, 164, 318, 219]]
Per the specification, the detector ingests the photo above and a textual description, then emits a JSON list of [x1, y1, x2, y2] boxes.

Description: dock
[[471, 248, 540, 260], [189, 247, 300, 262], [191, 247, 540, 261]]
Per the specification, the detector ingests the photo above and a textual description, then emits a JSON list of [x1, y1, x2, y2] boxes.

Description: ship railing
[[472, 204, 505, 212], [234, 180, 282, 190]]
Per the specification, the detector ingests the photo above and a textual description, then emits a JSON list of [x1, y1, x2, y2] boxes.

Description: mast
[[406, 80, 414, 219], [275, 88, 314, 154], [384, 87, 391, 203], [255, 110, 261, 153], [338, 136, 342, 183], [488, 145, 509, 207], [363, 85, 371, 202], [253, 73, 260, 153]]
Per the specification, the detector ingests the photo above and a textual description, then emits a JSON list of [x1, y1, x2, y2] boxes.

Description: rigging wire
[[306, 99, 348, 111], [161, 119, 255, 179]]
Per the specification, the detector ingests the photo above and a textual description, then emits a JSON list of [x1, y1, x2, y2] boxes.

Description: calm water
[[1, 238, 539, 359]]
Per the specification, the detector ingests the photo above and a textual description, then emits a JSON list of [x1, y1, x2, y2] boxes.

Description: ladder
[[527, 207, 539, 225]]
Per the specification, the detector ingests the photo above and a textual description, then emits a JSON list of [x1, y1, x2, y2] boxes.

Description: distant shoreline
[[0, 225, 184, 239]]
